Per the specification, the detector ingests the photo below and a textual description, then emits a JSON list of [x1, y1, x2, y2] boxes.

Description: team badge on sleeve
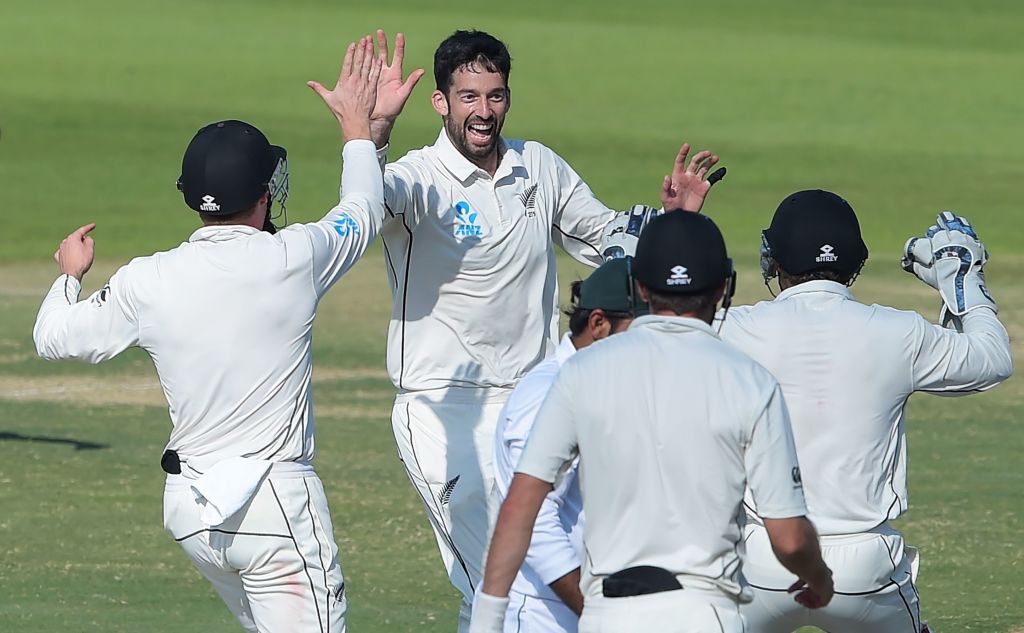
[[332, 213, 361, 237], [90, 284, 111, 307]]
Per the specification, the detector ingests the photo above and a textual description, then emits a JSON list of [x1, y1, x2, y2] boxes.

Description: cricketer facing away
[[491, 257, 648, 633], [33, 37, 387, 632], [474, 213, 836, 633], [709, 192, 1013, 633], [364, 28, 719, 629]]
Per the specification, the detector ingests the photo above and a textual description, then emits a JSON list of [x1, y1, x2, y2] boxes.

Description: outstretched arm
[[305, 36, 388, 293]]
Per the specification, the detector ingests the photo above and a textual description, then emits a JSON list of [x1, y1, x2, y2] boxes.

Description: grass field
[[1, 0, 1022, 631]]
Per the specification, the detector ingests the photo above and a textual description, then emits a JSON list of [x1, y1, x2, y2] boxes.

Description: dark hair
[[434, 30, 512, 94], [646, 288, 719, 316], [778, 267, 855, 287], [199, 206, 254, 225], [563, 281, 632, 336]]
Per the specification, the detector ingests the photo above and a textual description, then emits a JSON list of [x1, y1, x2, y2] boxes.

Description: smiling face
[[432, 64, 510, 173]]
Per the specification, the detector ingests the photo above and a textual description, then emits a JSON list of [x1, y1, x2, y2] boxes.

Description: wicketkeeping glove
[[600, 204, 661, 260], [901, 211, 997, 318]]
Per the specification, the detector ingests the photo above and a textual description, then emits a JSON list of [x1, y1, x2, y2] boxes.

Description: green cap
[[578, 258, 649, 316]]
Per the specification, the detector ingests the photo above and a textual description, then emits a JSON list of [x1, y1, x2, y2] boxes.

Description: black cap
[[177, 120, 286, 216], [577, 258, 649, 316], [633, 213, 731, 294], [764, 190, 869, 276]]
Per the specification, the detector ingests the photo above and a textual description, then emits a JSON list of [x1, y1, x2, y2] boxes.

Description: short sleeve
[[743, 381, 808, 519]]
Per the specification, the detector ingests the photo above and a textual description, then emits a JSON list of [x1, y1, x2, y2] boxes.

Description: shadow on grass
[[0, 431, 108, 450]]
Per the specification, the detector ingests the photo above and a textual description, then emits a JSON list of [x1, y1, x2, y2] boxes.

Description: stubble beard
[[444, 114, 503, 166]]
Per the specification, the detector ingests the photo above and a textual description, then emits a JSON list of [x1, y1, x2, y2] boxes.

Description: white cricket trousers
[[392, 387, 511, 633], [505, 590, 579, 633], [579, 588, 745, 633], [740, 522, 923, 633], [163, 464, 346, 632]]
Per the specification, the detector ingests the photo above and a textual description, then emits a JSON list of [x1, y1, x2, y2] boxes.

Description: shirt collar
[[628, 314, 721, 339], [189, 225, 262, 243], [555, 332, 577, 366], [433, 128, 525, 184], [775, 279, 855, 302]]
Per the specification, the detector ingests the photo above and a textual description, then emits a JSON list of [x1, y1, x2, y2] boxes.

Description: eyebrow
[[455, 88, 507, 97]]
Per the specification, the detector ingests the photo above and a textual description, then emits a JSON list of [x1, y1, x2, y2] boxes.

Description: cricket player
[[32, 37, 387, 632], [491, 258, 647, 633], [473, 212, 836, 633], [363, 29, 719, 630], [693, 190, 1013, 632]]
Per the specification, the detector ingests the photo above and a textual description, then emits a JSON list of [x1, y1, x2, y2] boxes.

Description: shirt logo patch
[[453, 201, 483, 238], [815, 244, 838, 263], [666, 265, 691, 286], [517, 184, 538, 218], [90, 284, 111, 307], [439, 475, 460, 506], [332, 213, 361, 237], [199, 195, 220, 212], [791, 466, 803, 486]]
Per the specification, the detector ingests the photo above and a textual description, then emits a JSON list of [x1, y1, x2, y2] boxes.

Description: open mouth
[[466, 121, 495, 145]]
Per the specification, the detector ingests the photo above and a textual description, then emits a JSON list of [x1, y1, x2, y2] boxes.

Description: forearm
[[482, 506, 538, 598], [949, 308, 1013, 386], [916, 308, 1013, 392], [33, 275, 82, 360], [323, 140, 385, 231], [33, 274, 137, 363], [482, 474, 553, 597], [548, 568, 583, 615], [770, 519, 830, 587]]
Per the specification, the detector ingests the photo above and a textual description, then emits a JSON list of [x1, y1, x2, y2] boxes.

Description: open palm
[[372, 30, 425, 127], [660, 143, 719, 213]]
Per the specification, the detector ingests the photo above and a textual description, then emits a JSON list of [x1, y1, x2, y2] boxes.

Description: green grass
[[1, 0, 1023, 631]]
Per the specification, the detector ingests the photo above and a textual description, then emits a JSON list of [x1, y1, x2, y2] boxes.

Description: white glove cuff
[[938, 272, 997, 318], [469, 592, 509, 633]]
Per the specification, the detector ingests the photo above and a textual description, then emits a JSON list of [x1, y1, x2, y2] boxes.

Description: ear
[[432, 90, 450, 117], [711, 282, 726, 305], [637, 283, 651, 303], [587, 309, 612, 340]]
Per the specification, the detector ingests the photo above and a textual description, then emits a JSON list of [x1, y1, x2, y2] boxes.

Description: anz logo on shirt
[[453, 201, 484, 238], [332, 213, 361, 237]]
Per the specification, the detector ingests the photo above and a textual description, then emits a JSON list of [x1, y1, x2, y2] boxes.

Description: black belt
[[602, 566, 682, 598], [161, 449, 181, 474]]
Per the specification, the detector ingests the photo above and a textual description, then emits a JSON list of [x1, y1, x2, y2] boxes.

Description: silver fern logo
[[517, 184, 538, 217], [439, 475, 460, 506]]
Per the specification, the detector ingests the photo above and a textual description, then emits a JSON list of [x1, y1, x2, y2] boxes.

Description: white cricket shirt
[[516, 315, 807, 601], [33, 140, 384, 471], [493, 332, 584, 603], [378, 130, 617, 391], [720, 280, 1013, 535]]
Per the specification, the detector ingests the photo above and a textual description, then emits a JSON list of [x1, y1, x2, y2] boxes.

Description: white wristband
[[469, 591, 509, 633]]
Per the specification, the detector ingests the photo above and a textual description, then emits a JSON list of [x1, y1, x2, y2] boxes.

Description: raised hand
[[370, 30, 426, 148], [903, 211, 996, 319], [308, 36, 383, 142], [54, 223, 97, 281], [660, 143, 720, 213]]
